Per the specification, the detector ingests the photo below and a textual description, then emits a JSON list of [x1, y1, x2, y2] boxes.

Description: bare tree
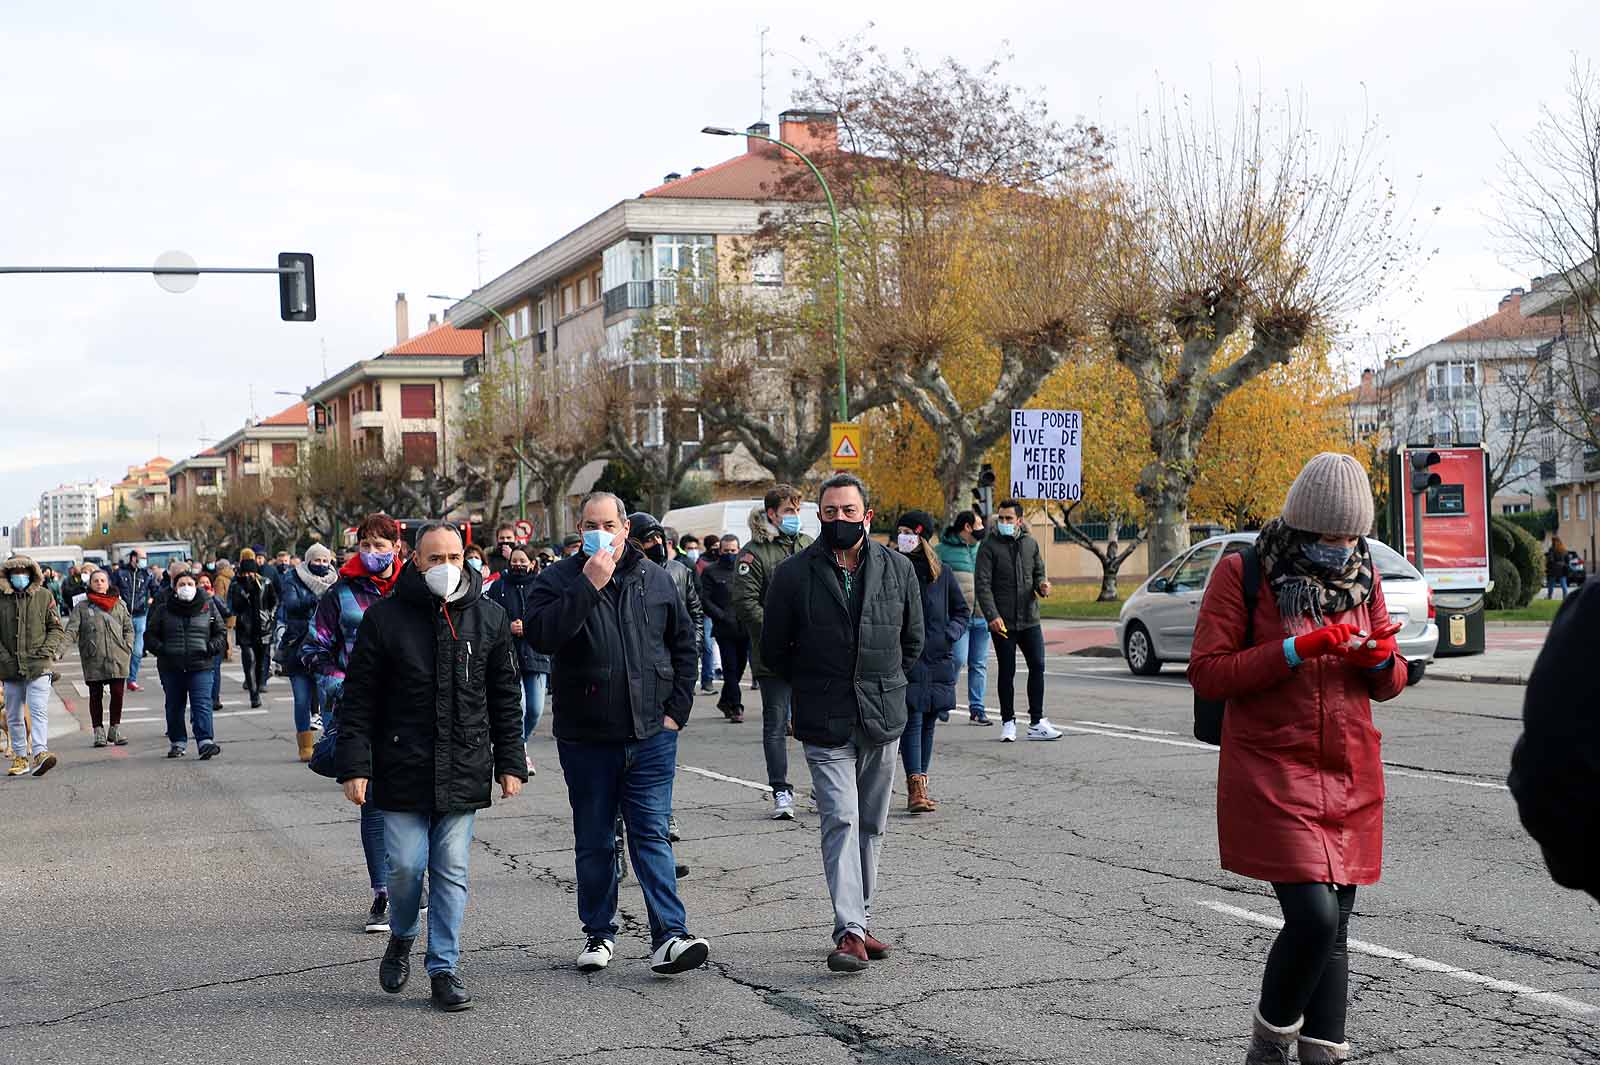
[[1096, 85, 1417, 568], [1049, 500, 1144, 601], [597, 356, 733, 517]]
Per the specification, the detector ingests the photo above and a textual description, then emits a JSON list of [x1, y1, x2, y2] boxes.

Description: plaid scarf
[[1255, 517, 1374, 629]]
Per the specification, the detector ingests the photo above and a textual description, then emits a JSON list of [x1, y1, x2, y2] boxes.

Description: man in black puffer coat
[[336, 522, 526, 1012]]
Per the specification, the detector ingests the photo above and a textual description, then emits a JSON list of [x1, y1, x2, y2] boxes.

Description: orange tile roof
[[641, 148, 828, 202], [260, 402, 309, 427], [385, 323, 483, 357], [1442, 292, 1562, 343]]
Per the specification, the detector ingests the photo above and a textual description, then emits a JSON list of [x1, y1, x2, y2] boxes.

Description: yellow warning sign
[[830, 422, 863, 469]]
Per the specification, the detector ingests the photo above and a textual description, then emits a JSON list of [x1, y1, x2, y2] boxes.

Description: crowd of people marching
[[2, 457, 1594, 1063]]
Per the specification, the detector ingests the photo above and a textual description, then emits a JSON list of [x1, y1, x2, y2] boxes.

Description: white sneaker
[[770, 789, 796, 820], [1028, 719, 1064, 741], [1000, 721, 1018, 743], [649, 933, 709, 975], [576, 936, 614, 972]]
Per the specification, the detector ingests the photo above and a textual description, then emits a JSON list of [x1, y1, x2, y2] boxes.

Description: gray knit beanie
[[1281, 452, 1374, 537]]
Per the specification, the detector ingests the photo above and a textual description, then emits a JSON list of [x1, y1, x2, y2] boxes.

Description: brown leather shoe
[[826, 933, 869, 973], [862, 931, 891, 960]]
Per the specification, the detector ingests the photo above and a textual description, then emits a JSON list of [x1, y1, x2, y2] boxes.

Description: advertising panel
[[1398, 446, 1490, 590]]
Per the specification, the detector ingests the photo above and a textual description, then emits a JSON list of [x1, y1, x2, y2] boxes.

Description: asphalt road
[[3, 648, 1595, 1064]]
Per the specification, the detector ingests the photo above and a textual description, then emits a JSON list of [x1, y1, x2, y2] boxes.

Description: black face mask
[[307, 562, 331, 576], [718, 552, 736, 565], [509, 565, 531, 577], [644, 544, 667, 564], [821, 518, 866, 551]]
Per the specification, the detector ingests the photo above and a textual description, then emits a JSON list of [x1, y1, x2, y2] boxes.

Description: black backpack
[[1192, 544, 1261, 746]]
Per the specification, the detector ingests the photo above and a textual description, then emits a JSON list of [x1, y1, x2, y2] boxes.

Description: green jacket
[[935, 530, 979, 612], [1, 558, 68, 681], [734, 506, 814, 679], [974, 528, 1046, 632], [66, 598, 135, 683]]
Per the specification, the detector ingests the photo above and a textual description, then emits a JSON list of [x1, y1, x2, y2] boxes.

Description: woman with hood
[[301, 513, 402, 933], [896, 511, 969, 813], [65, 567, 135, 747], [1188, 453, 1407, 1065], [2, 555, 67, 777], [145, 567, 228, 760], [277, 543, 337, 761]]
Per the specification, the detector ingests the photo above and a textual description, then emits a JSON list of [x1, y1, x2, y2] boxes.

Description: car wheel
[[1406, 660, 1426, 686], [1124, 622, 1162, 676]]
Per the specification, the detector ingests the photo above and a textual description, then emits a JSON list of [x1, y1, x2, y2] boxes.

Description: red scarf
[[340, 554, 398, 597], [87, 591, 122, 613]]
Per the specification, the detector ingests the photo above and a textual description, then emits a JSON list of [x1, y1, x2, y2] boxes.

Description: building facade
[[212, 403, 311, 493], [166, 449, 227, 509], [111, 457, 174, 520], [39, 481, 110, 544]]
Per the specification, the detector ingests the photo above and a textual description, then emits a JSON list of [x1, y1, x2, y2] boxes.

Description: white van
[[111, 540, 193, 569], [23, 545, 83, 574], [661, 499, 822, 546]]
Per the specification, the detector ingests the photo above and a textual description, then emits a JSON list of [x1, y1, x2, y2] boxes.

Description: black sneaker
[[430, 970, 472, 1011], [667, 814, 681, 842], [198, 742, 221, 760], [365, 893, 390, 933], [166, 744, 186, 759], [379, 935, 413, 993]]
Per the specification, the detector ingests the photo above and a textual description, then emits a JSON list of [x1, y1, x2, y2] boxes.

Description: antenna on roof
[[320, 337, 328, 379], [759, 25, 770, 127], [476, 232, 485, 287]]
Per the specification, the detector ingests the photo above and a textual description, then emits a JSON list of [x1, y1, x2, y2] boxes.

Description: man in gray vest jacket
[[761, 473, 924, 973]]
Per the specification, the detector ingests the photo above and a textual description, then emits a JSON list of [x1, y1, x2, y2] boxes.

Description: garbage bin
[[1432, 591, 1486, 656]]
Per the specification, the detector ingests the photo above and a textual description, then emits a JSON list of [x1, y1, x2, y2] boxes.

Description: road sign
[[1008, 409, 1082, 501], [513, 519, 534, 542], [830, 422, 863, 469]]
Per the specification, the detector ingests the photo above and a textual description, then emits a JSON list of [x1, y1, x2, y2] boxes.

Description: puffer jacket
[[935, 529, 979, 613], [485, 568, 552, 675], [0, 558, 67, 681], [734, 506, 812, 679], [335, 561, 527, 813], [145, 588, 227, 674], [66, 597, 135, 682], [300, 556, 393, 683], [275, 565, 331, 675], [975, 527, 1046, 632], [907, 561, 970, 714], [761, 538, 925, 748], [229, 571, 279, 645]]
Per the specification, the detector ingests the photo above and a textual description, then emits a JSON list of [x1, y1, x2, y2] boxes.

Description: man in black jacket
[[699, 533, 747, 722], [526, 491, 709, 978], [112, 550, 159, 692], [761, 473, 924, 972], [336, 522, 527, 1012]]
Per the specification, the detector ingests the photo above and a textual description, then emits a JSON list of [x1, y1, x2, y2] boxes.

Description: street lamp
[[429, 294, 526, 521], [702, 124, 849, 422]]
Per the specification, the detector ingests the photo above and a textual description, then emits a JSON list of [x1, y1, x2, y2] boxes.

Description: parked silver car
[[1116, 533, 1438, 684]]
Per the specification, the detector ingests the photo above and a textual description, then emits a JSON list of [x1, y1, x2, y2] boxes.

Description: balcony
[[351, 410, 385, 431], [603, 279, 715, 317]]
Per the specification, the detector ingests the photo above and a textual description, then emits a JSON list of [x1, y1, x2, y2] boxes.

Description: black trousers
[[715, 631, 749, 713], [993, 624, 1046, 725], [1259, 882, 1357, 1043], [238, 641, 271, 699]]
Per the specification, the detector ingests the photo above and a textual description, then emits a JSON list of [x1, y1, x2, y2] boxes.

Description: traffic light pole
[[1412, 489, 1426, 574]]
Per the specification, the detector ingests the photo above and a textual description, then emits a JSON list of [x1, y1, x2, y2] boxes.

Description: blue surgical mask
[[8, 574, 30, 591], [136, 558, 148, 570], [778, 514, 803, 537], [995, 522, 1017, 538], [582, 529, 615, 557], [1303, 541, 1355, 571], [467, 557, 483, 572], [685, 549, 702, 564]]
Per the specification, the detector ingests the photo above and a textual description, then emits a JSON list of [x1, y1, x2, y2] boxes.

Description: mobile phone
[[1370, 620, 1403, 640]]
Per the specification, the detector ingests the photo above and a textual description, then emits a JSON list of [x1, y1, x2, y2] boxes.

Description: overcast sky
[[2, 0, 1591, 528]]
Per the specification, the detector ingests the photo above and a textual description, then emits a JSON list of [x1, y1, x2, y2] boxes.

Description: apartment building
[[213, 403, 311, 492], [444, 110, 839, 507], [303, 301, 481, 471], [110, 457, 173, 520], [166, 449, 227, 509], [39, 481, 110, 544]]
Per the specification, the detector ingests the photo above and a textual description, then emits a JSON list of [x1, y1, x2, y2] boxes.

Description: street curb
[[1427, 672, 1527, 687]]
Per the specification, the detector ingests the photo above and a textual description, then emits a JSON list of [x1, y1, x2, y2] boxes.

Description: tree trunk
[[1143, 486, 1191, 574]]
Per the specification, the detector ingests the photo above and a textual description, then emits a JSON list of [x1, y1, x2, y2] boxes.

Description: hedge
[[1489, 514, 1541, 608]]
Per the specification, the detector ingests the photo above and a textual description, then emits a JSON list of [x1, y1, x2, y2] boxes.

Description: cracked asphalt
[[4, 652, 1596, 1064]]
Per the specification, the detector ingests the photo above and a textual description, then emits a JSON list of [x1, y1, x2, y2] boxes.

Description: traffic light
[[972, 463, 997, 518], [1409, 450, 1442, 495], [100, 521, 110, 535], [278, 252, 316, 322]]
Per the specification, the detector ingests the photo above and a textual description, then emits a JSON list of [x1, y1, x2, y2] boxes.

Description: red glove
[[1292, 623, 1358, 662], [1347, 634, 1397, 670]]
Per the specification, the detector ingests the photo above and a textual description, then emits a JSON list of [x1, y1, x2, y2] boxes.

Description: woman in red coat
[[1189, 453, 1408, 1065]]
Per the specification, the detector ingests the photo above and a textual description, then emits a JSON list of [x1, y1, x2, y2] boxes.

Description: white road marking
[[116, 709, 271, 725], [1075, 719, 1179, 736], [1062, 724, 1217, 751], [1383, 767, 1509, 792], [1045, 670, 1187, 689], [1193, 899, 1600, 1019], [72, 682, 89, 699], [678, 764, 773, 793]]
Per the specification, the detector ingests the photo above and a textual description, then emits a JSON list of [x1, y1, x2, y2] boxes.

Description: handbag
[[307, 693, 340, 778], [1193, 544, 1260, 746]]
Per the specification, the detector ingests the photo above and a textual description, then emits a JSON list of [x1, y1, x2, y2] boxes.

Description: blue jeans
[[2, 676, 51, 757], [952, 616, 991, 711], [1547, 576, 1569, 597], [758, 676, 793, 794], [901, 706, 939, 777], [558, 728, 686, 948], [383, 811, 475, 976], [128, 614, 147, 683], [521, 672, 547, 740], [211, 659, 222, 709], [701, 621, 717, 684], [362, 804, 387, 892], [288, 671, 318, 733], [159, 665, 215, 745]]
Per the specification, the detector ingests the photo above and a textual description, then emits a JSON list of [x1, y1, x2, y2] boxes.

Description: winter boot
[[108, 724, 127, 746], [1297, 1036, 1351, 1063], [907, 774, 935, 813], [296, 730, 315, 762], [93, 726, 108, 748], [917, 774, 937, 812], [1244, 1010, 1301, 1065]]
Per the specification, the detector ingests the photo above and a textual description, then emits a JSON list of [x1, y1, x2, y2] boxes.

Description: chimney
[[663, 171, 682, 183], [1500, 286, 1526, 310], [745, 120, 772, 155], [395, 292, 410, 344], [427, 312, 438, 328], [778, 109, 838, 155]]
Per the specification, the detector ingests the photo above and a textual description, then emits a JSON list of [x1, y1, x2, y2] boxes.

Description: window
[[1499, 410, 1514, 429], [271, 442, 298, 467], [1562, 495, 1571, 519], [400, 383, 436, 419], [1169, 543, 1222, 592], [653, 234, 715, 280], [352, 388, 364, 414], [373, 383, 382, 411], [577, 278, 589, 306], [592, 270, 603, 302], [1581, 494, 1589, 520], [752, 247, 784, 286], [402, 432, 438, 468], [536, 300, 546, 331], [561, 285, 575, 316]]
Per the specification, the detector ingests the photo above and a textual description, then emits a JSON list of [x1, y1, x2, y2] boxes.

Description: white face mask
[[896, 532, 920, 553], [424, 562, 461, 598], [174, 585, 197, 602]]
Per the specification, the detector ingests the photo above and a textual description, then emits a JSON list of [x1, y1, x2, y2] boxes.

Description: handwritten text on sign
[[1009, 409, 1082, 501]]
